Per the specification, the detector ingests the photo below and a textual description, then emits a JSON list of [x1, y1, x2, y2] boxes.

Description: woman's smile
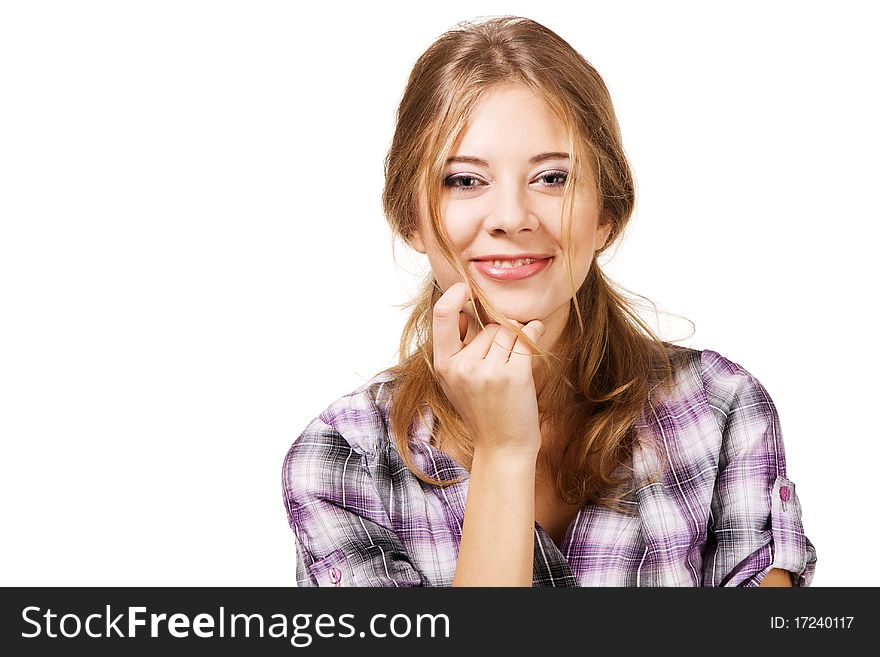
[[471, 256, 552, 281]]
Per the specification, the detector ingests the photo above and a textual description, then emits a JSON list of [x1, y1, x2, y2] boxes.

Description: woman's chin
[[470, 292, 549, 326], [484, 306, 541, 326]]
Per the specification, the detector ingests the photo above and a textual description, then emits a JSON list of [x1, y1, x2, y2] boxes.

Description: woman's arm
[[452, 447, 538, 586], [699, 350, 817, 587], [431, 282, 547, 587]]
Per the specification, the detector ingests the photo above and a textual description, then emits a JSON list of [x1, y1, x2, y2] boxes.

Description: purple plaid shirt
[[282, 348, 817, 587]]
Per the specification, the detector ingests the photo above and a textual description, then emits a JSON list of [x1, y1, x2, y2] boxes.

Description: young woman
[[282, 16, 817, 587]]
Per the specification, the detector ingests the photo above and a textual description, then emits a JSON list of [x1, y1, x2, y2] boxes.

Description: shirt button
[[328, 567, 342, 585], [779, 486, 791, 502]]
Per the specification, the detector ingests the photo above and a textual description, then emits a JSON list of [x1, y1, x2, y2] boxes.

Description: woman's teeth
[[489, 258, 536, 268]]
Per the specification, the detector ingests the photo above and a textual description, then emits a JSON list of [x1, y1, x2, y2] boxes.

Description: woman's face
[[410, 83, 611, 340]]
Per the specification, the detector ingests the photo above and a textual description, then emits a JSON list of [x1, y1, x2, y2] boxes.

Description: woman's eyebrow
[[445, 152, 570, 166]]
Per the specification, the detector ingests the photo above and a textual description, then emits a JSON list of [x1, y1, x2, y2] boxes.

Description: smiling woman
[[281, 15, 817, 588]]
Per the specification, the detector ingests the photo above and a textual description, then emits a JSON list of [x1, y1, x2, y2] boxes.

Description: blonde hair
[[381, 16, 693, 511]]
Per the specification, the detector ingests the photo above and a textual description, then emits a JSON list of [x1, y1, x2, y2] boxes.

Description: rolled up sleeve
[[282, 418, 424, 587], [701, 353, 818, 587]]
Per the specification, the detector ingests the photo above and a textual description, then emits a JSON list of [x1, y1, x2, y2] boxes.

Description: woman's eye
[[444, 174, 485, 191], [537, 171, 568, 187]]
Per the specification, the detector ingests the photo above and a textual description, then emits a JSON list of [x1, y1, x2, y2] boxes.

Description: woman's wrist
[[471, 443, 540, 472]]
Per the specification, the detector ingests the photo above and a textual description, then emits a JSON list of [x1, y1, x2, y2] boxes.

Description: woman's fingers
[[433, 282, 544, 370], [484, 324, 519, 365], [464, 323, 502, 358], [508, 320, 545, 365], [432, 282, 469, 363]]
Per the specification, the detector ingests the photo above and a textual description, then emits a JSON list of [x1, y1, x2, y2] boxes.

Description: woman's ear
[[596, 217, 613, 250], [408, 229, 427, 254]]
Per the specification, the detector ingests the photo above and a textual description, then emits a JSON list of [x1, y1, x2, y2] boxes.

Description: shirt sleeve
[[282, 416, 425, 587], [700, 351, 818, 587]]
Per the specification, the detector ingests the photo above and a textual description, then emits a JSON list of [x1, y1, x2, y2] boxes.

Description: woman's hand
[[432, 282, 546, 457]]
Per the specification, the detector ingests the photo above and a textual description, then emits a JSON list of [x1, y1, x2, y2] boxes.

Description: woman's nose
[[485, 182, 538, 234]]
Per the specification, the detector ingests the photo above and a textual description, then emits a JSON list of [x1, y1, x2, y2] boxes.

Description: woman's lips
[[471, 257, 552, 281]]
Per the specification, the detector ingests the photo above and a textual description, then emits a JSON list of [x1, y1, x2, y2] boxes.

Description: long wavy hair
[[381, 15, 693, 511]]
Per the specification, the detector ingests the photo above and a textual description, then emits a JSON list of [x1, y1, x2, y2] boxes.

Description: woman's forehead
[[451, 85, 570, 157]]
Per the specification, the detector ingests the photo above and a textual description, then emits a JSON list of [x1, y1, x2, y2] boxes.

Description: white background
[[1, 0, 876, 586]]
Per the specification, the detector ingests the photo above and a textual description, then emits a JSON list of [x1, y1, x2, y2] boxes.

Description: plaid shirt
[[282, 348, 817, 587]]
